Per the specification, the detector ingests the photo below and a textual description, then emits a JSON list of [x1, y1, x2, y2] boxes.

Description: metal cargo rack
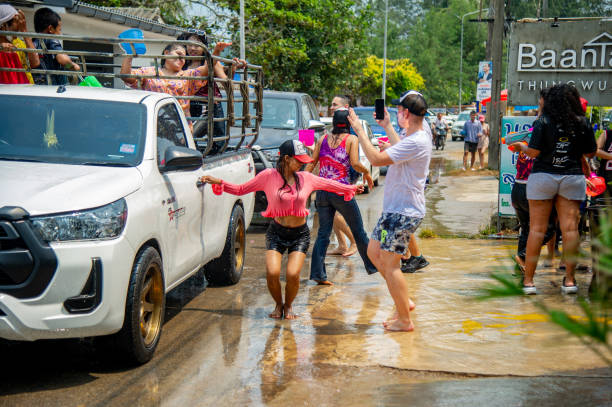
[[0, 30, 263, 157]]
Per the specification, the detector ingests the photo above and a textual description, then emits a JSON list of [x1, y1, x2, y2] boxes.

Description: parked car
[[451, 111, 474, 141], [352, 106, 400, 137], [227, 91, 325, 216], [0, 85, 256, 364], [351, 119, 381, 193]]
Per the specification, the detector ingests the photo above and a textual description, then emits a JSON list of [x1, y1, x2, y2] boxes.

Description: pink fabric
[[220, 168, 357, 217]]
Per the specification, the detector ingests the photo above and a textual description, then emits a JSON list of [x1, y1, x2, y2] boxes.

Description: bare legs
[[265, 250, 306, 319], [462, 151, 476, 170], [329, 214, 357, 256], [367, 240, 414, 332], [555, 196, 581, 286], [523, 196, 581, 288], [478, 148, 487, 169]]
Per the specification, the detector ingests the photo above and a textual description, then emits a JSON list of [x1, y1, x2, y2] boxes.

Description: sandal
[[522, 285, 537, 295], [561, 277, 578, 294]]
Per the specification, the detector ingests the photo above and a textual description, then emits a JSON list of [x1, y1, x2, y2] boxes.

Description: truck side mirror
[[308, 119, 326, 131], [160, 146, 202, 172]]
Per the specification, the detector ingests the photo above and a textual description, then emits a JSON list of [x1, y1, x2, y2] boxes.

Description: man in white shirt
[[348, 91, 432, 332]]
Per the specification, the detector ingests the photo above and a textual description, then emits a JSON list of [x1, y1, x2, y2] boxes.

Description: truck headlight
[[31, 199, 127, 242]]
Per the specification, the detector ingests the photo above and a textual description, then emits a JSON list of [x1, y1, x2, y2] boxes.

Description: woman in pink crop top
[[201, 140, 363, 320]]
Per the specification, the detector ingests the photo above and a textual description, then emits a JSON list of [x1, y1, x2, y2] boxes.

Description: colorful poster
[[477, 61, 492, 101], [499, 116, 536, 217]]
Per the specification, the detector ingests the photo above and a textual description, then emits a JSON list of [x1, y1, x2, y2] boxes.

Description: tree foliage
[[211, 0, 373, 103], [359, 55, 425, 105]]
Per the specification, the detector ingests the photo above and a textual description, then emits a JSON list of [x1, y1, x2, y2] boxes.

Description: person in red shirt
[[201, 140, 363, 319], [0, 4, 30, 84]]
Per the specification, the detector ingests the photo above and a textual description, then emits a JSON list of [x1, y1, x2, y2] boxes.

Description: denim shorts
[[527, 172, 586, 201], [371, 212, 422, 255], [266, 221, 310, 254]]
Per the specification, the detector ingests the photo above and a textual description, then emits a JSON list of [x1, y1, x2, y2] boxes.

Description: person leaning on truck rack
[[200, 140, 364, 320], [177, 30, 246, 154]]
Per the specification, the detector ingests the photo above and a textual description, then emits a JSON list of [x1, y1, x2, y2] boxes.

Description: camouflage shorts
[[371, 212, 422, 255]]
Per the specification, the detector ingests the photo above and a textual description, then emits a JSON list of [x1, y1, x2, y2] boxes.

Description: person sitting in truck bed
[[32, 7, 80, 85], [0, 4, 37, 84], [120, 43, 208, 128], [177, 30, 245, 154]]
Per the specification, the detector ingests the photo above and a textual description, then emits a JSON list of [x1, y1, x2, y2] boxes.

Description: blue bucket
[[118, 29, 146, 55]]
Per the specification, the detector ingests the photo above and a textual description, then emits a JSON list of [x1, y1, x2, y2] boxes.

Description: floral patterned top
[[128, 66, 207, 118], [318, 134, 351, 185]]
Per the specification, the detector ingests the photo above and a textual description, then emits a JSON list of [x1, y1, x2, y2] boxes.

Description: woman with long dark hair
[[511, 84, 597, 294], [201, 140, 363, 319], [177, 31, 245, 154]]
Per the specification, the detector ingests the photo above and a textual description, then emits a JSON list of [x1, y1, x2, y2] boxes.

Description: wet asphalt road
[[1, 141, 610, 406]]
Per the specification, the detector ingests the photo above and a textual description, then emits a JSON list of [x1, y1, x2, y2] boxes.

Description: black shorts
[[265, 221, 310, 254], [464, 141, 478, 153]]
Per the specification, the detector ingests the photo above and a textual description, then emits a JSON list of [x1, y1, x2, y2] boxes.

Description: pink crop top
[[218, 169, 357, 217]]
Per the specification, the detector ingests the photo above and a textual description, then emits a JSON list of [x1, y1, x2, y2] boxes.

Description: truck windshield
[[0, 96, 146, 167]]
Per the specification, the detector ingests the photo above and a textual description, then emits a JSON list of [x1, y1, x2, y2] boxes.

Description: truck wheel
[[117, 246, 165, 364], [204, 204, 245, 286]]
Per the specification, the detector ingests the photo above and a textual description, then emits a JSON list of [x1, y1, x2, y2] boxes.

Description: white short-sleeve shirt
[[384, 129, 431, 218]]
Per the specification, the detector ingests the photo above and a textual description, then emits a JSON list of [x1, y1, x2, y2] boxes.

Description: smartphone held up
[[375, 98, 385, 120]]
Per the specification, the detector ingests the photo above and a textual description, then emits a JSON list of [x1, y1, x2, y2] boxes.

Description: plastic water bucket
[[78, 76, 102, 87], [119, 29, 146, 55]]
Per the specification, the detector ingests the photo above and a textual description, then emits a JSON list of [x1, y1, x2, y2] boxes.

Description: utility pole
[[542, 0, 548, 18], [485, 4, 494, 60], [488, 0, 504, 170], [239, 0, 245, 60], [382, 0, 388, 100]]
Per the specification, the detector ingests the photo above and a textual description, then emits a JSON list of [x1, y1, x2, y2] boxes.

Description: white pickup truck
[[0, 85, 255, 363]]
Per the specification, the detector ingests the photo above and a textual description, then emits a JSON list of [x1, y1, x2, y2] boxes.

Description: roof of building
[[8, 0, 188, 37]]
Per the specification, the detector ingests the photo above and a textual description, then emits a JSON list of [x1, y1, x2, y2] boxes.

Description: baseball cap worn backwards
[[0, 4, 18, 25], [391, 90, 428, 117], [332, 108, 351, 134], [279, 140, 313, 164]]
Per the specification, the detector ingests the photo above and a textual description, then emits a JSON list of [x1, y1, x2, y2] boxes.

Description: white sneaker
[[522, 286, 537, 295]]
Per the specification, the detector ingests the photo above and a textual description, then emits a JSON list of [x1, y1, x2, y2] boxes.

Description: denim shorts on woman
[[371, 212, 422, 255], [527, 172, 586, 201], [265, 221, 311, 254]]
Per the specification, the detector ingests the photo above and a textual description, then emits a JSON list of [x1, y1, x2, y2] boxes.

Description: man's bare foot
[[327, 247, 346, 256], [269, 304, 283, 319], [283, 306, 298, 319], [383, 318, 414, 332], [342, 244, 358, 257], [315, 279, 333, 286], [385, 299, 416, 324]]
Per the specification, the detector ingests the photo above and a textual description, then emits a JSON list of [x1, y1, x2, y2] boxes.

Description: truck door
[[156, 102, 204, 284]]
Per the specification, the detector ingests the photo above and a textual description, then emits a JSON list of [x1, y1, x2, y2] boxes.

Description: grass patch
[[478, 223, 497, 237], [418, 228, 438, 238]]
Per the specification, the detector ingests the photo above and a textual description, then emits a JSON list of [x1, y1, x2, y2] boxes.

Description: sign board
[[508, 19, 612, 106], [477, 61, 492, 101], [499, 116, 536, 217]]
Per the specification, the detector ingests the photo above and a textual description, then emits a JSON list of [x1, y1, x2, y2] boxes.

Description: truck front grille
[[0, 208, 58, 299]]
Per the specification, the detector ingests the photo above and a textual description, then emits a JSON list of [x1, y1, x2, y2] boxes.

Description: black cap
[[278, 140, 313, 163], [332, 109, 351, 134], [391, 90, 428, 117]]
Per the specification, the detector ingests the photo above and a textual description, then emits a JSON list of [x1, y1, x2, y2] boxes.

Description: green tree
[[407, 0, 488, 106], [212, 0, 373, 102], [359, 55, 425, 105]]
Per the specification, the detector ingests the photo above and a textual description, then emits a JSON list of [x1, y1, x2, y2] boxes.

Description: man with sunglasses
[[348, 90, 431, 332]]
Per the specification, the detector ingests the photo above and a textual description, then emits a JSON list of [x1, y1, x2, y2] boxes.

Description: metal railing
[[0, 31, 263, 157]]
